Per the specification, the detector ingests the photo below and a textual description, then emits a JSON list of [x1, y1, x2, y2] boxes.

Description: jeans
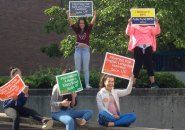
[[74, 47, 90, 87], [98, 110, 136, 127], [4, 107, 44, 130], [52, 108, 93, 130]]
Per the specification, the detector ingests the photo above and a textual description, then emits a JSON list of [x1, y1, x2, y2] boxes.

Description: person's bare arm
[[66, 10, 74, 26], [90, 11, 97, 24]]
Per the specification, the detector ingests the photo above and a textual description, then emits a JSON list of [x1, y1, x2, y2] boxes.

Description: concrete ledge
[[0, 113, 168, 130]]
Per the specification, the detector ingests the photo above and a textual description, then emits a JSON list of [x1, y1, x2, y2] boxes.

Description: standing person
[[66, 10, 97, 89], [51, 69, 93, 130], [126, 18, 161, 88], [3, 67, 53, 130], [96, 74, 136, 127]]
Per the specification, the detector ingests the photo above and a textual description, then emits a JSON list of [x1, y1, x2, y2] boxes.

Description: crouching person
[[3, 67, 53, 130], [51, 69, 93, 130], [96, 74, 136, 127]]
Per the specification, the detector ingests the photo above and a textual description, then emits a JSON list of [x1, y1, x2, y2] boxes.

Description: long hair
[[77, 17, 88, 32], [99, 74, 114, 90], [9, 67, 21, 78]]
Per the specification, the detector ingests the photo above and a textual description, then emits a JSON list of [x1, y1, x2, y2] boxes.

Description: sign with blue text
[[69, 1, 93, 17], [131, 8, 155, 25]]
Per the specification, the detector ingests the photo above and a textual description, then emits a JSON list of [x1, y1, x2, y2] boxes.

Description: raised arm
[[125, 18, 134, 35], [152, 18, 161, 35], [66, 10, 74, 26], [90, 11, 97, 25], [116, 75, 134, 97]]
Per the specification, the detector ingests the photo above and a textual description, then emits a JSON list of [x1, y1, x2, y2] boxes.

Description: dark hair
[[99, 74, 114, 89], [62, 68, 73, 74], [77, 17, 88, 32], [9, 67, 21, 77]]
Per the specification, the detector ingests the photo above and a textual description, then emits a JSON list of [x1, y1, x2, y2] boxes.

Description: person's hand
[[66, 10, 69, 16], [155, 18, 158, 23], [12, 96, 18, 101], [60, 99, 71, 107], [113, 115, 120, 119], [71, 92, 77, 98], [23, 87, 29, 97], [128, 18, 132, 24]]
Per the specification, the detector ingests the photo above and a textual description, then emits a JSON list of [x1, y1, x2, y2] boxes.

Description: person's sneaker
[[150, 83, 159, 89], [85, 85, 92, 89], [42, 119, 53, 130], [76, 118, 87, 126]]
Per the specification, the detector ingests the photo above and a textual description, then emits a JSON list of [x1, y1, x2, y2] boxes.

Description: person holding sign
[[3, 67, 53, 130], [66, 10, 96, 89], [51, 69, 93, 130], [126, 17, 161, 88], [96, 74, 136, 127]]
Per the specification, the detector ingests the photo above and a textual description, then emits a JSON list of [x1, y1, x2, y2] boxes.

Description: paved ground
[[0, 123, 42, 130]]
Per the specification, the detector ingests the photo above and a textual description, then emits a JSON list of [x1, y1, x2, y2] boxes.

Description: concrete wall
[[0, 89, 185, 130]]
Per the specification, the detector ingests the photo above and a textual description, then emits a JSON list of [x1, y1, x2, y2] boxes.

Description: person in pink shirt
[[126, 18, 161, 88]]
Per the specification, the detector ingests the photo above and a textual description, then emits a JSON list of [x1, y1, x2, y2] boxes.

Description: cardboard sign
[[56, 71, 83, 95], [131, 8, 155, 25], [102, 52, 135, 80], [69, 1, 93, 17], [0, 75, 25, 101]]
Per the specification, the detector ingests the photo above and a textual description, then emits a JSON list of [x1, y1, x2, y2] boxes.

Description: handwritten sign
[[0, 75, 25, 101], [131, 8, 155, 25], [69, 1, 93, 17], [102, 52, 135, 80], [56, 71, 83, 95]]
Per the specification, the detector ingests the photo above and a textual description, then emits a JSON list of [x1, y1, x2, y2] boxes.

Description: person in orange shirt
[[126, 18, 161, 88]]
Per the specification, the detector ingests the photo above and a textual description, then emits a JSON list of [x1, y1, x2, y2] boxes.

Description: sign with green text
[[56, 71, 83, 95]]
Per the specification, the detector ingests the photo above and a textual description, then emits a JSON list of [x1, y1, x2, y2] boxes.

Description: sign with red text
[[102, 52, 135, 80], [131, 8, 155, 25], [0, 74, 25, 101]]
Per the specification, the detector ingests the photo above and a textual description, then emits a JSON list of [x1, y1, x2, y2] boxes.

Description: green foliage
[[42, 0, 185, 57], [44, 6, 68, 34], [40, 43, 62, 58], [0, 69, 184, 88], [24, 68, 61, 88]]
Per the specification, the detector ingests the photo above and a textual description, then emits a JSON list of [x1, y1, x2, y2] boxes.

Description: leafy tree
[[42, 0, 185, 58]]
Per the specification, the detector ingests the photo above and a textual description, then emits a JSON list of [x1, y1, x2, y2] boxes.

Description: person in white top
[[96, 74, 136, 127]]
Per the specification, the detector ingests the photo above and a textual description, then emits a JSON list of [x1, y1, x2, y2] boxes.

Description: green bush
[[0, 68, 184, 88]]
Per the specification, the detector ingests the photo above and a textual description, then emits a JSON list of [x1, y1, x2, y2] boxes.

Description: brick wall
[[0, 0, 104, 76]]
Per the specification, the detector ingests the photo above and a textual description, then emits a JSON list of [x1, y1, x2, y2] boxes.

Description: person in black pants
[[126, 18, 161, 88], [3, 67, 53, 130]]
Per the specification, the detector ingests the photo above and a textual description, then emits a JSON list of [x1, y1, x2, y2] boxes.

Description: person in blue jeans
[[96, 74, 136, 127], [66, 10, 97, 89], [51, 69, 93, 130]]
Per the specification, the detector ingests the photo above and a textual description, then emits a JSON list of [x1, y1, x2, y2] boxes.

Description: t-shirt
[[71, 24, 93, 46], [108, 94, 118, 115]]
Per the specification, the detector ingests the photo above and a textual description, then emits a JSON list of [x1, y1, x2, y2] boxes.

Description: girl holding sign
[[126, 18, 161, 88], [96, 74, 136, 127], [3, 67, 53, 130], [51, 69, 93, 130], [66, 10, 96, 89]]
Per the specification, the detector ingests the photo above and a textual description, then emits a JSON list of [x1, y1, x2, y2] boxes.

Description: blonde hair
[[9, 67, 21, 78]]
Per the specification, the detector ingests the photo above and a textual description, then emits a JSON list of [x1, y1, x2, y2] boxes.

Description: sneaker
[[42, 119, 53, 130], [150, 83, 159, 89], [85, 85, 92, 89], [76, 118, 87, 126]]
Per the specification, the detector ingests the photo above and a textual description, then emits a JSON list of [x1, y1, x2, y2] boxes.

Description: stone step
[[0, 113, 169, 130]]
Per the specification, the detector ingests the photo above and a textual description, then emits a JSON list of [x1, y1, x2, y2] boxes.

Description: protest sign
[[131, 8, 155, 25], [0, 74, 25, 101], [102, 52, 135, 80], [56, 71, 83, 95], [69, 1, 93, 17]]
